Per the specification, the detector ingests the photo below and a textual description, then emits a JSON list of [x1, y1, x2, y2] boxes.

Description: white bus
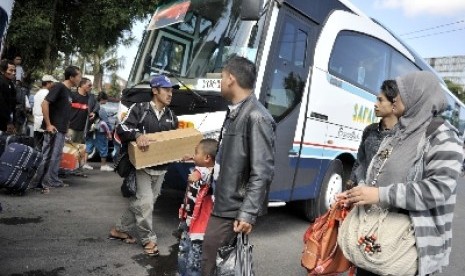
[[0, 0, 14, 56], [121, 0, 465, 220]]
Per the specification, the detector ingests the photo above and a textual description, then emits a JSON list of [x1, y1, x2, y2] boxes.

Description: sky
[[350, 0, 465, 57], [117, 0, 465, 80]]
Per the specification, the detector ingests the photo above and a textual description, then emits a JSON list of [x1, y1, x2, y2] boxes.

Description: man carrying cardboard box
[[109, 74, 179, 257]]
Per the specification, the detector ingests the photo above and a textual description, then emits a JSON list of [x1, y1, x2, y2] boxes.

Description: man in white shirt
[[14, 55, 25, 82], [33, 74, 57, 149]]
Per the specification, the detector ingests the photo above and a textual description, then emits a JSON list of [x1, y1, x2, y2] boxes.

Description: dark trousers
[[201, 215, 236, 276], [34, 131, 44, 151]]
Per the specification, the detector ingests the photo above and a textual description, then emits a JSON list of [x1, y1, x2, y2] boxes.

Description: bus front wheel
[[303, 159, 344, 221]]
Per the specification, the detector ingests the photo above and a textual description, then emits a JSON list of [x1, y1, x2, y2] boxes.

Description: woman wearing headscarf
[[338, 71, 463, 276]]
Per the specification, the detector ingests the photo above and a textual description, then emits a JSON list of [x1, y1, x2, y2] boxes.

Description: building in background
[[426, 55, 465, 89]]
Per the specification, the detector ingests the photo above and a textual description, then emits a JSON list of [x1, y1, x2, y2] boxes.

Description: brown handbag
[[301, 201, 355, 276]]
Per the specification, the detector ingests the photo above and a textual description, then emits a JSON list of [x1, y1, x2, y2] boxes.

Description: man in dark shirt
[[38, 65, 81, 194], [0, 59, 17, 132], [68, 77, 98, 144]]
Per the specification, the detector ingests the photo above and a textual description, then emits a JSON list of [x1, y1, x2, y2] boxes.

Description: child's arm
[[188, 169, 201, 183], [181, 154, 194, 162]]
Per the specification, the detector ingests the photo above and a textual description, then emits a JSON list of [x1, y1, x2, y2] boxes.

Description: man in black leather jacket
[[201, 56, 276, 275]]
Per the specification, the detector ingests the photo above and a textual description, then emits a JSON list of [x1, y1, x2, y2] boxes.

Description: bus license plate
[[197, 79, 221, 91]]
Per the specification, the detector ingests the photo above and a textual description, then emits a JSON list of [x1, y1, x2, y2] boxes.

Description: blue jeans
[[178, 227, 203, 276], [36, 132, 66, 188], [86, 132, 109, 158]]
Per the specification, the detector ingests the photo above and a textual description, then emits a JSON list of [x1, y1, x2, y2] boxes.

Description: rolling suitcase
[[0, 143, 42, 192], [0, 133, 36, 156]]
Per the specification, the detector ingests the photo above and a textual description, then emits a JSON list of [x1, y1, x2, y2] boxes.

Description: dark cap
[[150, 75, 180, 89]]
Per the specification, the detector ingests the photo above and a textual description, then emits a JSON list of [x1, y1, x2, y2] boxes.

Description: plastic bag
[[121, 169, 137, 197], [215, 233, 255, 276]]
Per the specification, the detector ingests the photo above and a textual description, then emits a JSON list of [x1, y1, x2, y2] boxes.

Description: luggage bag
[[0, 143, 42, 192], [60, 142, 85, 171], [0, 133, 35, 156]]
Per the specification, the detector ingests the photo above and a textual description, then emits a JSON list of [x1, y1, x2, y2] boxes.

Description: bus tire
[[303, 159, 344, 221]]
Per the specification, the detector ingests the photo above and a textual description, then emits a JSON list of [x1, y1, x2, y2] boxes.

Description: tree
[[445, 79, 465, 102], [107, 73, 122, 98], [4, 0, 160, 81], [3, 0, 56, 78], [86, 46, 125, 92]]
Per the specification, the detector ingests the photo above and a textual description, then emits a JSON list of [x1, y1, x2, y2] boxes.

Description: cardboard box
[[128, 128, 203, 169], [60, 143, 86, 170]]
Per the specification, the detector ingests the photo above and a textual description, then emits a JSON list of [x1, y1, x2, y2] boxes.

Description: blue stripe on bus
[[293, 145, 355, 160], [326, 74, 376, 102]]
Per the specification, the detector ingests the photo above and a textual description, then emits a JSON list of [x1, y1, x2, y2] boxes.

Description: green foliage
[[4, 0, 160, 82], [445, 79, 465, 102], [107, 73, 122, 98]]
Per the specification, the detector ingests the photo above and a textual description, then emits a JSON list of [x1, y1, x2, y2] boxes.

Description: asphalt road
[[0, 166, 464, 276]]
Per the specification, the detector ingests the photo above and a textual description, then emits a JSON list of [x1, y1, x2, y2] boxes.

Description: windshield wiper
[[166, 72, 208, 104], [131, 74, 208, 104]]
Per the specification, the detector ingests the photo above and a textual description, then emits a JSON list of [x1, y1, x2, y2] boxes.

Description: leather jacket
[[212, 94, 276, 225]]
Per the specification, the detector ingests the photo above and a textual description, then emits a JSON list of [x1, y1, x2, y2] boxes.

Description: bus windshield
[[127, 0, 266, 87]]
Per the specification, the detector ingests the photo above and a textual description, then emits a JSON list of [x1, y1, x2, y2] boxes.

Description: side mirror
[[241, 0, 263, 20]]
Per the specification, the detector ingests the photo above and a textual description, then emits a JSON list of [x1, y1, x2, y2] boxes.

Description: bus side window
[[329, 31, 389, 95], [442, 94, 461, 130], [389, 50, 420, 79], [458, 105, 465, 137]]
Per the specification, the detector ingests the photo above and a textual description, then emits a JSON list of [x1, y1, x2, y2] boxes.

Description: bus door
[[259, 5, 319, 202]]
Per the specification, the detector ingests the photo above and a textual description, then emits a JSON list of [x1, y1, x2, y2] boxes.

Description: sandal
[[143, 241, 159, 257], [108, 229, 137, 244]]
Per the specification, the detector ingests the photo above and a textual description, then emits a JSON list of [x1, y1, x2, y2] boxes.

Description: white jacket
[[33, 88, 49, 132]]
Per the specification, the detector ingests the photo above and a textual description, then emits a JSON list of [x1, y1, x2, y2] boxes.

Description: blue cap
[[150, 75, 180, 89]]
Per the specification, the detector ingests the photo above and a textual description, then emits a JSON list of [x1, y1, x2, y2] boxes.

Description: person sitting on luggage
[[6, 123, 16, 135], [108, 74, 179, 256], [177, 138, 217, 276], [84, 91, 113, 171]]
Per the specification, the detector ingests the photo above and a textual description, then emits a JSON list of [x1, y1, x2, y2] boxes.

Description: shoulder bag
[[337, 204, 417, 276], [301, 201, 354, 275]]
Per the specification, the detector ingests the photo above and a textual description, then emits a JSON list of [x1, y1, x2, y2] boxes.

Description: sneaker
[[82, 164, 94, 170], [100, 165, 114, 172]]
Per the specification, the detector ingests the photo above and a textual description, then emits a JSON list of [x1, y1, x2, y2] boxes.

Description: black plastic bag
[[114, 152, 134, 178], [121, 169, 137, 197], [215, 233, 255, 276]]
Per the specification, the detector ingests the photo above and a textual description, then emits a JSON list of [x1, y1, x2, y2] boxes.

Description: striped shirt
[[378, 121, 463, 276]]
